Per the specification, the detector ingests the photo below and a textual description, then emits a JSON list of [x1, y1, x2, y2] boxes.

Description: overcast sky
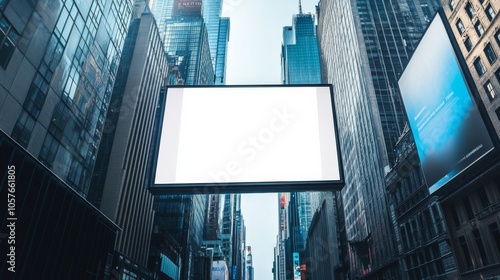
[[221, 0, 319, 279]]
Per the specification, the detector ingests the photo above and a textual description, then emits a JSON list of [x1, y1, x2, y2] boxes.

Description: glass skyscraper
[[202, 0, 222, 67], [215, 17, 230, 84], [281, 13, 321, 85], [164, 17, 214, 85], [277, 10, 324, 280], [152, 0, 229, 85], [0, 0, 133, 196], [317, 0, 441, 278]]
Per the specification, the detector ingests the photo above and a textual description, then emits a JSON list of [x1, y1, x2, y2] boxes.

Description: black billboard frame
[[146, 84, 345, 195]]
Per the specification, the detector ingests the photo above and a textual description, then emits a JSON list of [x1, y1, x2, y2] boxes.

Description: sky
[[220, 0, 319, 279]]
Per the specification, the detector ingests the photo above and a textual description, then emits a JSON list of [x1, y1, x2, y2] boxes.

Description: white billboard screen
[[152, 85, 343, 193]]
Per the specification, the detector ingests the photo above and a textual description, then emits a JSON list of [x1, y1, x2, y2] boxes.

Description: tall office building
[[245, 246, 254, 280], [275, 193, 289, 280], [230, 195, 247, 280], [152, 0, 228, 85], [316, 0, 437, 278], [151, 0, 175, 39], [303, 192, 343, 280], [281, 12, 321, 84], [202, 0, 222, 66], [0, 0, 133, 196], [201, 0, 229, 84], [438, 1, 500, 279], [215, 17, 230, 84], [88, 4, 169, 268], [280, 9, 327, 280], [0, 0, 134, 276], [221, 194, 236, 268], [163, 16, 214, 85]]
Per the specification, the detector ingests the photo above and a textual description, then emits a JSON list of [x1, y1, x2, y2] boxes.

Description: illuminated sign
[[293, 253, 300, 280], [173, 0, 202, 16], [151, 85, 344, 194], [398, 11, 494, 194]]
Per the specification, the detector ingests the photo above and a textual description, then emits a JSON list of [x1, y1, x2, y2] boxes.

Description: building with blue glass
[[281, 13, 321, 85], [152, 0, 227, 85], [0, 0, 133, 197], [88, 6, 169, 269], [163, 16, 214, 85], [215, 17, 229, 85], [277, 9, 325, 280]]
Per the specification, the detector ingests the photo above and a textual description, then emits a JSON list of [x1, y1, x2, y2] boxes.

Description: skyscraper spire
[[299, 0, 303, 14]]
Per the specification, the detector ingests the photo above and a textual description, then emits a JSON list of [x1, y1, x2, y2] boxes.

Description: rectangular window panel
[[0, 17, 20, 68], [472, 229, 489, 265], [11, 111, 36, 148], [486, 5, 496, 21], [474, 58, 486, 76], [489, 223, 500, 254], [484, 80, 497, 100], [484, 43, 497, 64], [465, 3, 475, 19], [475, 21, 484, 37], [464, 37, 473, 52], [459, 236, 473, 269], [456, 19, 465, 35]]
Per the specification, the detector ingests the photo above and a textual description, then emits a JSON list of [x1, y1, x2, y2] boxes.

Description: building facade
[[88, 7, 168, 267], [385, 126, 459, 279], [303, 192, 343, 280], [163, 16, 214, 85], [439, 1, 500, 278], [215, 17, 229, 84], [0, 130, 119, 278], [0, 0, 133, 196]]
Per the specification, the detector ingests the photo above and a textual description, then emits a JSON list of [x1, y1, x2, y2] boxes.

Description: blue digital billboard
[[398, 12, 494, 194]]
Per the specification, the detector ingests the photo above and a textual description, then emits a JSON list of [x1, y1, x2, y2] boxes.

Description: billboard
[[151, 85, 343, 194], [293, 252, 300, 280], [173, 0, 202, 16], [212, 261, 229, 280], [398, 11, 494, 194]]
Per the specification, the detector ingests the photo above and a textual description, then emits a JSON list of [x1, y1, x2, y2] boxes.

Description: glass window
[[472, 229, 489, 265], [484, 43, 497, 64], [477, 187, 490, 208], [449, 0, 456, 11], [450, 205, 461, 228], [496, 69, 500, 83], [484, 80, 497, 100], [459, 236, 473, 269], [475, 21, 485, 37], [456, 19, 465, 35], [465, 3, 475, 19], [463, 197, 475, 220], [496, 30, 500, 47], [486, 5, 496, 21], [11, 111, 36, 148], [464, 37, 473, 52], [0, 17, 20, 68], [473, 58, 486, 76], [39, 134, 59, 166], [489, 223, 500, 254], [496, 107, 500, 122]]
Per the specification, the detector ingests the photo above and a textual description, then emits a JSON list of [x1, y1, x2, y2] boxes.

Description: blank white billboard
[[151, 85, 343, 193]]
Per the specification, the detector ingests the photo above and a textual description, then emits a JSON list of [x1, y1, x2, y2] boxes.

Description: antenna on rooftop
[[299, 0, 303, 14]]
